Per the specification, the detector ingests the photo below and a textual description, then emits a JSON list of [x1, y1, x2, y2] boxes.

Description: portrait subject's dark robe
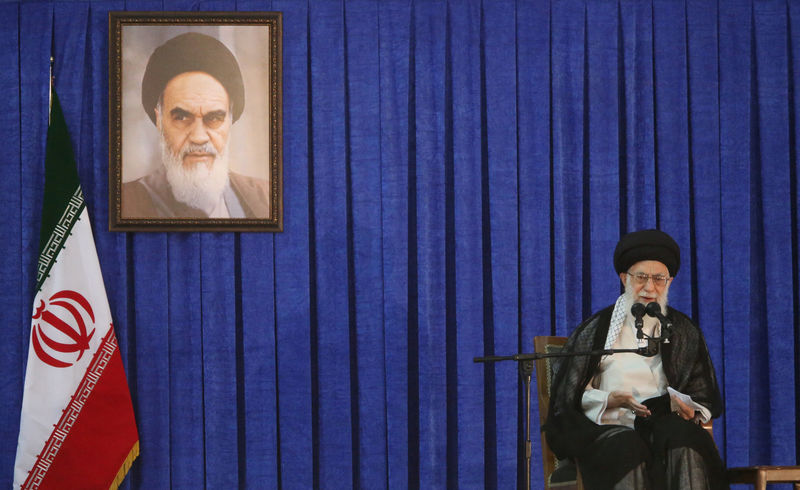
[[121, 169, 269, 219]]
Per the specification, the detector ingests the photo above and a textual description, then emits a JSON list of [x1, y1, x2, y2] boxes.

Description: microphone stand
[[474, 339, 670, 490]]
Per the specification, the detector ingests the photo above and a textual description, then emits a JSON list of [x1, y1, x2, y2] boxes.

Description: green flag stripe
[[35, 186, 85, 291], [39, 92, 82, 250], [36, 91, 87, 292]]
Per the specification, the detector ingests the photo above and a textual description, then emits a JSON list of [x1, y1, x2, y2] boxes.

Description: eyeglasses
[[627, 272, 670, 287]]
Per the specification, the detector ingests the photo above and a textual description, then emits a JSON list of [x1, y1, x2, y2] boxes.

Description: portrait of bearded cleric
[[110, 16, 282, 231]]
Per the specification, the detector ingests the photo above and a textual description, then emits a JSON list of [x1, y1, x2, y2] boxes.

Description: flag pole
[[49, 56, 54, 123]]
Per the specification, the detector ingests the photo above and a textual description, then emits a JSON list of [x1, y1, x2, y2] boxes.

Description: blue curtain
[[0, 0, 798, 488]]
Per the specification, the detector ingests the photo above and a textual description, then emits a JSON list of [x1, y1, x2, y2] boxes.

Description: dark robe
[[543, 305, 728, 489], [121, 169, 269, 219]]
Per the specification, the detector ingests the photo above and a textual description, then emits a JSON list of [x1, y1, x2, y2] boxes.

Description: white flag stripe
[[14, 208, 113, 488]]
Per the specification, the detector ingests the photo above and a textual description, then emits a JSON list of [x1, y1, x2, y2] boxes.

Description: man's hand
[[669, 392, 696, 421], [607, 391, 651, 418]]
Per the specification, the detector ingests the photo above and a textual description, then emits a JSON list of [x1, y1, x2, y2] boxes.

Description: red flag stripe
[[22, 327, 138, 489]]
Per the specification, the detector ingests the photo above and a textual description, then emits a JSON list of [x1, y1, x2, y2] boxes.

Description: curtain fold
[[309, 0, 354, 485], [0, 3, 23, 481], [376, 1, 412, 488], [586, 0, 621, 315], [271, 0, 314, 487], [482, 0, 520, 487], [344, 0, 387, 485], [718, 0, 753, 468], [413, 1, 448, 487], [168, 234, 207, 488], [516, 3, 554, 482], [449, 1, 484, 487], [754, 0, 797, 465], [551, 0, 587, 334], [2, 0, 799, 488]]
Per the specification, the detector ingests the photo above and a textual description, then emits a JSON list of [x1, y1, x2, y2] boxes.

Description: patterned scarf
[[604, 294, 629, 349]]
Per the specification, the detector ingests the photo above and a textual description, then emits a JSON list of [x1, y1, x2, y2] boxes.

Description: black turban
[[141, 32, 245, 126], [613, 229, 681, 277]]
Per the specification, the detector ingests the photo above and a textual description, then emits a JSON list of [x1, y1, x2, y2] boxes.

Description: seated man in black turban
[[543, 229, 728, 489], [122, 32, 269, 219]]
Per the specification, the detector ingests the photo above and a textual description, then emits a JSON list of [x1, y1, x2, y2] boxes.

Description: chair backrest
[[533, 336, 580, 490]]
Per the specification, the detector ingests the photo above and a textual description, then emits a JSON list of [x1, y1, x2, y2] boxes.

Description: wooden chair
[[727, 466, 800, 489], [533, 336, 583, 490]]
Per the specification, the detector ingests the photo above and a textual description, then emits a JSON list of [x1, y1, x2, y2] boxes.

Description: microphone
[[645, 302, 673, 343], [630, 303, 646, 339]]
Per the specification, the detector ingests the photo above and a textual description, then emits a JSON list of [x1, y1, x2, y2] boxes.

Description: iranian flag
[[13, 92, 139, 489]]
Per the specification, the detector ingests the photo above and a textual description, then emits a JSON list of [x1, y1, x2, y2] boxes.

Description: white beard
[[160, 132, 230, 215]]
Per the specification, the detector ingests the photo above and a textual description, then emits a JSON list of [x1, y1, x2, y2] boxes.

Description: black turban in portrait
[[141, 32, 245, 125]]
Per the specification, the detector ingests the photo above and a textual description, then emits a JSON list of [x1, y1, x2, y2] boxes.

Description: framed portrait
[[109, 11, 282, 232]]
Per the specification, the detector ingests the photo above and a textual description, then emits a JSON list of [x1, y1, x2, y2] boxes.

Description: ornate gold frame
[[108, 11, 283, 232]]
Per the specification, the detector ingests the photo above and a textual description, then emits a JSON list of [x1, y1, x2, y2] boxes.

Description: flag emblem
[[31, 290, 96, 368]]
